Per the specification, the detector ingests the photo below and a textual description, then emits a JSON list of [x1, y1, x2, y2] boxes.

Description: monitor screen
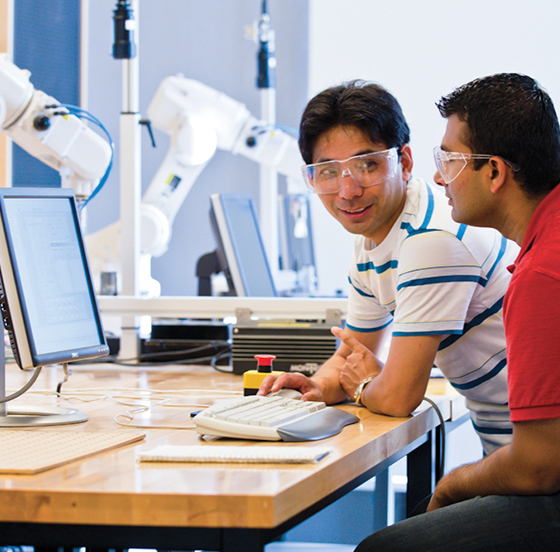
[[209, 193, 277, 297], [0, 187, 109, 370], [279, 194, 316, 273]]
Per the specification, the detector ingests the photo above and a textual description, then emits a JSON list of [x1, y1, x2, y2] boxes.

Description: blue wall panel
[[12, 0, 80, 187]]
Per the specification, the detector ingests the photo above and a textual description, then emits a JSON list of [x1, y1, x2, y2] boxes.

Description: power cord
[[74, 340, 232, 368], [106, 395, 209, 430], [422, 396, 446, 480], [22, 386, 242, 430], [210, 349, 234, 373], [0, 366, 42, 403]]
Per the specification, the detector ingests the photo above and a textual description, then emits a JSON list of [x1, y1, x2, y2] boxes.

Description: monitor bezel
[[209, 193, 277, 297], [0, 187, 109, 370]]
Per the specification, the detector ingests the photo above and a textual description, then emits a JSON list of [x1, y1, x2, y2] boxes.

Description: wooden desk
[[0, 362, 457, 552]]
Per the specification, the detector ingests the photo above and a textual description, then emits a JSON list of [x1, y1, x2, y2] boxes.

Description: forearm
[[358, 335, 439, 417], [431, 447, 512, 510], [430, 436, 560, 511], [359, 371, 425, 417]]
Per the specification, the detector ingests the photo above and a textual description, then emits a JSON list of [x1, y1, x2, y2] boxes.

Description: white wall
[[308, 0, 560, 295]]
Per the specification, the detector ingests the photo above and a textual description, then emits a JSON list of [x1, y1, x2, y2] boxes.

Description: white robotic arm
[[140, 75, 304, 258], [86, 75, 304, 297], [0, 55, 112, 201]]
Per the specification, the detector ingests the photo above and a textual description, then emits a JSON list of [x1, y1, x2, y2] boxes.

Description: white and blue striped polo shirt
[[346, 178, 517, 454]]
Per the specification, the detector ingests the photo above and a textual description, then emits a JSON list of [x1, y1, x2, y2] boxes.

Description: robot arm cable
[[59, 103, 115, 211]]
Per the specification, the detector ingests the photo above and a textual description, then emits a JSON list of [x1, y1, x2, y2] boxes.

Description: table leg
[[221, 529, 266, 552], [372, 469, 389, 531], [406, 430, 436, 517]]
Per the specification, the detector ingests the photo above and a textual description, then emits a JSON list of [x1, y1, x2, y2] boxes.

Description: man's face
[[434, 115, 494, 227], [311, 125, 411, 243]]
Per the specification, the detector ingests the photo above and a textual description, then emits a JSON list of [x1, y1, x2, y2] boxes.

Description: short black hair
[[437, 73, 560, 198], [298, 80, 410, 164]]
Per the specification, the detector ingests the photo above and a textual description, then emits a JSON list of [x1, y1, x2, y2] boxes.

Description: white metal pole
[[117, 0, 141, 359], [256, 2, 279, 277], [259, 87, 279, 275]]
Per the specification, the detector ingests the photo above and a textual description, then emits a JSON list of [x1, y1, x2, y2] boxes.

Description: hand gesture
[[332, 326, 382, 400]]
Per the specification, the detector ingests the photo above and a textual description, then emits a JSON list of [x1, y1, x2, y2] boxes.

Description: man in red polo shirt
[[356, 73, 560, 551]]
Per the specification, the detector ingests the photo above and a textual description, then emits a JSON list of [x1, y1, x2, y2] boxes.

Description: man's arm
[[335, 328, 443, 417], [309, 326, 390, 404], [257, 325, 391, 404], [428, 416, 560, 511]]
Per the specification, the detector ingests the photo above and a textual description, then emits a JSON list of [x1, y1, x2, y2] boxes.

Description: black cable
[[71, 340, 231, 367], [135, 340, 230, 362], [109, 354, 227, 368], [210, 349, 234, 373]]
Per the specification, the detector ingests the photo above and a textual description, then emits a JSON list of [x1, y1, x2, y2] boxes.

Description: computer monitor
[[278, 193, 318, 296], [278, 194, 316, 272], [0, 187, 109, 426], [209, 193, 277, 297]]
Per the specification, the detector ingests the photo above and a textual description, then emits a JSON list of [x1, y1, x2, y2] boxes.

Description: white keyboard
[[193, 395, 359, 441], [137, 444, 333, 464]]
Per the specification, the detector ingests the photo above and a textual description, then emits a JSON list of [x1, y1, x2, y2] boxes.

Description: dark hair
[[437, 73, 560, 198], [298, 80, 410, 164]]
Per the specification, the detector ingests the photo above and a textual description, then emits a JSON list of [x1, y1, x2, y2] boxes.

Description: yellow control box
[[243, 354, 281, 396], [243, 369, 284, 395]]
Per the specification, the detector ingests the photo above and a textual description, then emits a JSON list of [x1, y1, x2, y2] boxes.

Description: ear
[[488, 157, 509, 194], [399, 144, 413, 181]]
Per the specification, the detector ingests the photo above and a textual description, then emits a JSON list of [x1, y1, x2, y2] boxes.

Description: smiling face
[[312, 125, 411, 243]]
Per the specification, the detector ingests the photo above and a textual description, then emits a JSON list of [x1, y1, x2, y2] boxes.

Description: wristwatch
[[354, 376, 375, 405]]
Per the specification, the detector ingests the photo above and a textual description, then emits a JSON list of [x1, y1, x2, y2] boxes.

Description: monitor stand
[[0, 346, 87, 427]]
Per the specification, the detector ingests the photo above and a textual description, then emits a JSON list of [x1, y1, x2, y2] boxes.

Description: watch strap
[[354, 376, 375, 405]]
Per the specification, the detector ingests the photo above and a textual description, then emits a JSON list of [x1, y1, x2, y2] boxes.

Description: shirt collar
[[510, 184, 560, 273]]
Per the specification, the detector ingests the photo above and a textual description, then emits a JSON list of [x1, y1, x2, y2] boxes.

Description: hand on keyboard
[[266, 388, 303, 400], [258, 372, 325, 403], [193, 395, 359, 442]]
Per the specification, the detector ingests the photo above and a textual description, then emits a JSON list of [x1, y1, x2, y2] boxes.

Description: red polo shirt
[[504, 184, 560, 422]]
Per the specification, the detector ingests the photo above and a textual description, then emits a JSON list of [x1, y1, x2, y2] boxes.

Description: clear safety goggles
[[301, 147, 399, 194], [433, 146, 520, 184]]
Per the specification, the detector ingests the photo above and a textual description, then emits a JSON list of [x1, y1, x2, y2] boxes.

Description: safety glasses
[[433, 146, 520, 184], [301, 148, 399, 194]]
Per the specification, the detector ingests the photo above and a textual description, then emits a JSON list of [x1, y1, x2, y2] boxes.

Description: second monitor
[[209, 193, 277, 297]]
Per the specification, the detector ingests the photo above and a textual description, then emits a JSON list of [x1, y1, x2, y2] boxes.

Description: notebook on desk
[[138, 444, 333, 464]]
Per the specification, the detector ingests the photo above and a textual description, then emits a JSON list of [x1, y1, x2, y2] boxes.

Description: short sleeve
[[346, 274, 393, 332], [392, 230, 481, 336], [505, 267, 560, 421]]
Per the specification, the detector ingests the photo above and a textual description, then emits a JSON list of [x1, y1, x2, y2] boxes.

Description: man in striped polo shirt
[[259, 80, 516, 455]]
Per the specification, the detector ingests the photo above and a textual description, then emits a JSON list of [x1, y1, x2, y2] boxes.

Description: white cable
[[422, 396, 446, 478]]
